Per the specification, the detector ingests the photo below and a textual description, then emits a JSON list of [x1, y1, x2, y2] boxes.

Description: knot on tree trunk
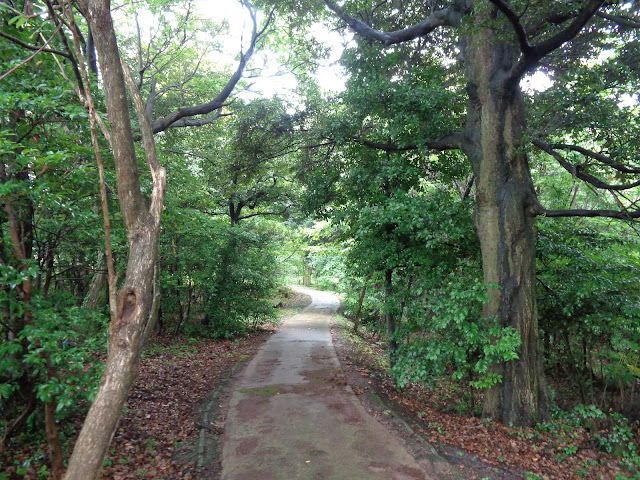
[[113, 289, 138, 347], [119, 289, 137, 323]]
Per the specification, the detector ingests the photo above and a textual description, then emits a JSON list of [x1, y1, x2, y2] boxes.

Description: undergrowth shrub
[[539, 404, 640, 474], [1, 291, 106, 443], [391, 272, 520, 392]]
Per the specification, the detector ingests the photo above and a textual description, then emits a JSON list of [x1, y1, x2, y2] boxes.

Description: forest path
[[219, 286, 444, 480]]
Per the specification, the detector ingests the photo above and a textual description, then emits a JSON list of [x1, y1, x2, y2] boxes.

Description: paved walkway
[[220, 286, 438, 480]]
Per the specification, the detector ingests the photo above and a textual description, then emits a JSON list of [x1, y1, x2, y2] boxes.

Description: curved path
[[220, 286, 437, 480]]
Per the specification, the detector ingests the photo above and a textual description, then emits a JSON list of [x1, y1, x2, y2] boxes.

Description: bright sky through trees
[[128, 0, 554, 99], [193, 0, 347, 98], [201, 1, 562, 98]]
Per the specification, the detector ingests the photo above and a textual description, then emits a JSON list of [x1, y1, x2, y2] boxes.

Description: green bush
[[201, 226, 280, 338], [1, 291, 106, 439], [391, 272, 520, 390]]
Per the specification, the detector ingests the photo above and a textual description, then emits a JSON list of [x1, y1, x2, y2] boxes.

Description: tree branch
[[488, 0, 533, 55], [0, 30, 72, 59], [324, 0, 467, 46], [532, 139, 640, 191], [0, 23, 64, 81], [530, 0, 604, 57], [161, 108, 232, 129], [544, 208, 640, 219], [461, 174, 474, 201], [149, 2, 269, 134], [510, 0, 605, 80], [120, 59, 166, 224], [237, 206, 290, 222], [596, 11, 640, 29], [547, 143, 640, 175]]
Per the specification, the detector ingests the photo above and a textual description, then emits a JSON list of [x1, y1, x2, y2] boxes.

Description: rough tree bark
[[324, 0, 610, 427], [462, 29, 548, 426], [63, 0, 166, 478]]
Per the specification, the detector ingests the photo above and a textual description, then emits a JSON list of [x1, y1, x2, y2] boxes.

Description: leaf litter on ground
[[3, 331, 272, 480], [330, 317, 637, 480]]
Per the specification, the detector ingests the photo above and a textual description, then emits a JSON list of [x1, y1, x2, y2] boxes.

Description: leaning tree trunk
[[63, 1, 166, 479], [463, 30, 548, 427]]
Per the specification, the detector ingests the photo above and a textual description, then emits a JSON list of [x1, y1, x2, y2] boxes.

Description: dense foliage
[[0, 20, 113, 462], [0, 1, 291, 474], [2, 0, 640, 478]]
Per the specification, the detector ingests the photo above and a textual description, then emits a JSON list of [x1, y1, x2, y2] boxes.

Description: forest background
[[1, 0, 640, 479]]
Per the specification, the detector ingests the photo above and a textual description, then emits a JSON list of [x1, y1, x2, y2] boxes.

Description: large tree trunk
[[463, 30, 548, 426], [63, 1, 166, 478]]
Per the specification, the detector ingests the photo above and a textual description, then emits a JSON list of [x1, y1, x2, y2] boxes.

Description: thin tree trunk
[[0, 385, 35, 452], [156, 306, 164, 334], [382, 171, 398, 369], [174, 268, 184, 334], [143, 251, 161, 345], [42, 244, 56, 298], [184, 284, 193, 325], [45, 361, 64, 480], [63, 1, 166, 478], [83, 253, 107, 310], [385, 269, 397, 368], [303, 264, 311, 287], [562, 330, 585, 401], [398, 275, 413, 323], [583, 337, 594, 404], [353, 274, 371, 334]]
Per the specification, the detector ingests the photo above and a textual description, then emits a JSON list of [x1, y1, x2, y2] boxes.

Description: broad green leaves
[[537, 219, 640, 402]]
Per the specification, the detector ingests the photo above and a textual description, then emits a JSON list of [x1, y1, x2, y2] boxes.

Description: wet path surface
[[220, 286, 436, 480]]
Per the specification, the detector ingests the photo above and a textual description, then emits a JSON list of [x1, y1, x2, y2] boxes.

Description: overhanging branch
[[238, 206, 291, 222], [547, 143, 640, 175], [544, 208, 640, 219], [163, 108, 232, 129], [596, 11, 640, 29], [509, 0, 605, 80], [532, 139, 640, 191], [149, 2, 272, 134], [324, 0, 466, 46]]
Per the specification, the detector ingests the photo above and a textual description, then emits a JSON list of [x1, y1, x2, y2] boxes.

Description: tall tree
[[60, 1, 166, 478], [0, 4, 120, 474], [316, 0, 640, 426], [55, 0, 273, 477], [198, 98, 302, 225]]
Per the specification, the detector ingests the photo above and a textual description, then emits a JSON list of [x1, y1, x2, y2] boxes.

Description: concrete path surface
[[220, 286, 438, 480]]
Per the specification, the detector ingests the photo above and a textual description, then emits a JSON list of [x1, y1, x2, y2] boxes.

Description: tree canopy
[[1, 1, 640, 478]]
